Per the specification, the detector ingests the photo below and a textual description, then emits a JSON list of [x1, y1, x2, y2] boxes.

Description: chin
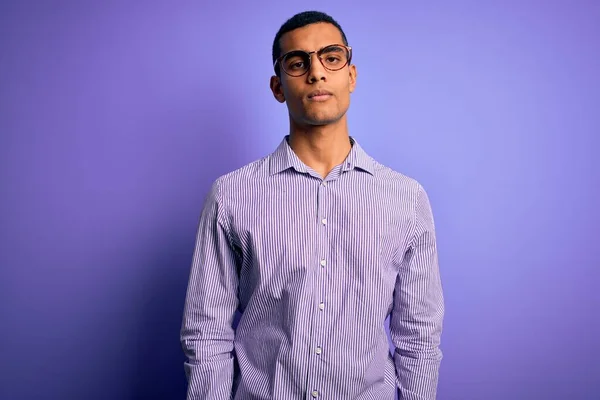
[[304, 110, 344, 125], [302, 116, 339, 126], [289, 104, 347, 127]]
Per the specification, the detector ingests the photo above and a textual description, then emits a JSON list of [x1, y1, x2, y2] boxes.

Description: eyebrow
[[283, 44, 343, 56], [320, 45, 344, 53]]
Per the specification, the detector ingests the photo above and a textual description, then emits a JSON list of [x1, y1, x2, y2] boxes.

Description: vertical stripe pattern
[[181, 136, 444, 400]]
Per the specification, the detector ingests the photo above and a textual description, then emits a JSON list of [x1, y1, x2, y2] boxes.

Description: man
[[181, 10, 444, 400]]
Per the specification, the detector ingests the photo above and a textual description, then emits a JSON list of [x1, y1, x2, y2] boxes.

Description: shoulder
[[368, 159, 435, 233], [209, 154, 271, 202], [370, 158, 426, 199]]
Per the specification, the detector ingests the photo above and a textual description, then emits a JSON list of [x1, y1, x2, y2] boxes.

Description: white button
[[318, 302, 325, 310], [320, 259, 326, 267], [311, 390, 319, 398], [316, 346, 322, 355], [321, 218, 327, 225], [322, 181, 327, 186]]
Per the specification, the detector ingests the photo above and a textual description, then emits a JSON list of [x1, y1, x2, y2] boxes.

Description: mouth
[[307, 90, 333, 102]]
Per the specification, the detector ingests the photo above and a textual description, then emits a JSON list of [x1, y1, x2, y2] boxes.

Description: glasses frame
[[274, 44, 353, 77]]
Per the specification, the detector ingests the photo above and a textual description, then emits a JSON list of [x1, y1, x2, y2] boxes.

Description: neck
[[287, 116, 352, 179]]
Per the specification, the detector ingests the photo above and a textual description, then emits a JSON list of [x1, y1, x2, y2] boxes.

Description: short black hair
[[272, 11, 349, 76]]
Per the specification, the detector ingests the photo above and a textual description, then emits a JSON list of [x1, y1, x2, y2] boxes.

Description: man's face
[[270, 23, 357, 127]]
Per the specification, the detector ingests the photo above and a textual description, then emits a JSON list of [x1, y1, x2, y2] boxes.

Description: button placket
[[309, 179, 331, 399]]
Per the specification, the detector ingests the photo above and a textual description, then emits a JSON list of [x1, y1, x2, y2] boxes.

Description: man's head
[[270, 11, 357, 128]]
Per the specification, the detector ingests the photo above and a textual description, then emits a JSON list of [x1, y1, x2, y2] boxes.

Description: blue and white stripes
[[181, 136, 444, 399]]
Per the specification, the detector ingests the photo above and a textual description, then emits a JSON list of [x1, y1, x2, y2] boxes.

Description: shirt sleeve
[[180, 179, 240, 400], [390, 184, 445, 400]]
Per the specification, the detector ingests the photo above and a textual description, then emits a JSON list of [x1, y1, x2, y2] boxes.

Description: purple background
[[1, 1, 599, 399]]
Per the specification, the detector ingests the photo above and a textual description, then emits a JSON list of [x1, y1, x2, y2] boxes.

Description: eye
[[284, 55, 306, 70], [289, 61, 305, 70]]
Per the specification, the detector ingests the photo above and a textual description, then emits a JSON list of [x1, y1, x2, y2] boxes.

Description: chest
[[230, 177, 413, 304]]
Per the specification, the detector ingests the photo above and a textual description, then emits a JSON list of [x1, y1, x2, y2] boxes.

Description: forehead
[[279, 22, 345, 53]]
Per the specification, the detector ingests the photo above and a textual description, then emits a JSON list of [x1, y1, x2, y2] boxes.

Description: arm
[[180, 179, 240, 400], [391, 185, 444, 400]]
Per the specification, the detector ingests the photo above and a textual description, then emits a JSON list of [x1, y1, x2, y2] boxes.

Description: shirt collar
[[269, 135, 375, 176]]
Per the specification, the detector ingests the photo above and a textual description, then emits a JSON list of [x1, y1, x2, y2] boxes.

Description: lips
[[308, 89, 333, 99]]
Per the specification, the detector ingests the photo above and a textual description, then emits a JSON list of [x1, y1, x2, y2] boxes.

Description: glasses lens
[[279, 46, 350, 76], [319, 45, 349, 71], [281, 51, 310, 76]]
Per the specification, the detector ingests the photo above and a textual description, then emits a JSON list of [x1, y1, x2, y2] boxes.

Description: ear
[[348, 64, 357, 93], [270, 75, 286, 103]]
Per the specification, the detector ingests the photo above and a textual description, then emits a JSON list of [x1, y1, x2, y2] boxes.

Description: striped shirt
[[181, 136, 444, 400]]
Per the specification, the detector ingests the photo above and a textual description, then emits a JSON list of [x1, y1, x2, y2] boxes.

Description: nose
[[306, 52, 327, 83]]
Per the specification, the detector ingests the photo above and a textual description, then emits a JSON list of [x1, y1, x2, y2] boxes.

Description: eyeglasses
[[274, 44, 352, 77]]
